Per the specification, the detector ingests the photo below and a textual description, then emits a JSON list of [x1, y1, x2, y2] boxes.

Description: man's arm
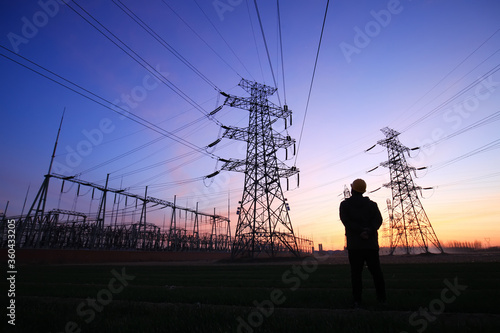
[[371, 202, 383, 231], [340, 201, 365, 234]]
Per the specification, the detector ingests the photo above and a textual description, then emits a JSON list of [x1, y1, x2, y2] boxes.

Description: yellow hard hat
[[351, 179, 366, 193]]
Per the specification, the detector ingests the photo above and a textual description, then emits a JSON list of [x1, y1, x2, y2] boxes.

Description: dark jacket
[[339, 192, 383, 250]]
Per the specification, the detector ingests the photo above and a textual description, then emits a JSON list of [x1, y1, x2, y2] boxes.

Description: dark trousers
[[348, 249, 386, 303]]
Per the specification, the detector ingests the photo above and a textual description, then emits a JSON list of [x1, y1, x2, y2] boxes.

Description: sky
[[1, 0, 499, 251]]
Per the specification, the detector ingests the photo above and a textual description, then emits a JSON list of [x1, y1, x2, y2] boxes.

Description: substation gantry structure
[[1, 172, 232, 251], [219, 78, 300, 258], [377, 127, 444, 255], [0, 114, 231, 252]]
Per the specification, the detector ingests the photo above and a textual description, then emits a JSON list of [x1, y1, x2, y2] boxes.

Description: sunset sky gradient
[[1, 0, 499, 250]]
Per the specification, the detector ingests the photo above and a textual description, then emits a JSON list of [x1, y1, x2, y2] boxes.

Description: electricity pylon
[[342, 185, 350, 250], [219, 79, 299, 258], [377, 127, 444, 255]]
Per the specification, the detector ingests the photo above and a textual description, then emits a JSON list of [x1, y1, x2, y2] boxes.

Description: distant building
[[318, 244, 323, 252]]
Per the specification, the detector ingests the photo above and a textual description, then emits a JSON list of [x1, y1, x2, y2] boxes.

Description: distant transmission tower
[[220, 79, 299, 258], [342, 185, 350, 250], [377, 127, 444, 255]]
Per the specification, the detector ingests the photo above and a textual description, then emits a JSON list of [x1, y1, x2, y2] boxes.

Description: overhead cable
[[0, 45, 217, 161], [393, 27, 500, 130], [401, 63, 500, 132], [245, 0, 265, 82], [191, 0, 255, 81], [430, 138, 500, 172], [294, 0, 330, 167], [68, 1, 219, 125], [113, 0, 219, 92], [424, 110, 500, 149], [163, 1, 243, 79], [277, 0, 286, 104], [253, 0, 281, 106]]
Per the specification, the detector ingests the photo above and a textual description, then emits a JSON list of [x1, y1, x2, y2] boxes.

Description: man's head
[[351, 179, 366, 194]]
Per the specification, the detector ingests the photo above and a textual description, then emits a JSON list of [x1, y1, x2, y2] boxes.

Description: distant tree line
[[445, 240, 483, 251]]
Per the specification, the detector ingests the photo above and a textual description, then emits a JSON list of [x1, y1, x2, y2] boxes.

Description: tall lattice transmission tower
[[377, 127, 444, 255], [219, 79, 299, 258]]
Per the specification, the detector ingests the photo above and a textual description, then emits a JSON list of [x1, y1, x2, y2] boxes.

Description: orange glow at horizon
[[296, 206, 500, 252]]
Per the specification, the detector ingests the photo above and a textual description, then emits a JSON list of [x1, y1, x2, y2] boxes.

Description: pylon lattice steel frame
[[0, 112, 232, 251], [377, 127, 444, 255], [2, 173, 232, 251], [220, 78, 299, 258]]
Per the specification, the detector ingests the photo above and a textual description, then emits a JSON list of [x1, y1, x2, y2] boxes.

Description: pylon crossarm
[[219, 158, 247, 173], [222, 125, 248, 141], [273, 133, 295, 149], [222, 94, 283, 115], [238, 78, 277, 96], [277, 164, 299, 178]]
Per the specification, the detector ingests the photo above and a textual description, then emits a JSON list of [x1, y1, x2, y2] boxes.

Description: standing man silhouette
[[340, 179, 386, 307]]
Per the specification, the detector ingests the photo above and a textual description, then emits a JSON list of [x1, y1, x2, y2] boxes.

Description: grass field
[[3, 254, 500, 333]]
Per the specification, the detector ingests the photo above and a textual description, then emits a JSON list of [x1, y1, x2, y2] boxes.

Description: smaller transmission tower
[[342, 185, 351, 250], [220, 79, 299, 258], [377, 127, 444, 254]]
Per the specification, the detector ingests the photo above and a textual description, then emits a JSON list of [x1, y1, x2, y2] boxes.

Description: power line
[[68, 97, 223, 178], [106, 118, 241, 186], [436, 171, 500, 189], [394, 29, 500, 132], [161, 0, 244, 80], [106, 120, 239, 183], [67, 1, 218, 125], [401, 63, 500, 132], [0, 45, 217, 161], [78, 135, 168, 176], [294, 0, 330, 167], [191, 0, 255, 81], [393, 27, 500, 129], [112, 0, 219, 92], [430, 138, 500, 172], [253, 0, 281, 106], [277, 0, 286, 104], [246, 0, 265, 82], [110, 150, 199, 181], [128, 152, 207, 189], [129, 176, 207, 191], [423, 110, 500, 149]]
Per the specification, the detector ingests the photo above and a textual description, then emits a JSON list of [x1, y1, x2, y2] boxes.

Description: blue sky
[[1, 0, 499, 250]]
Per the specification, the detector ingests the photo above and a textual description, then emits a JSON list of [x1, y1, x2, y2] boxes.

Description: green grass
[[3, 260, 500, 332]]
